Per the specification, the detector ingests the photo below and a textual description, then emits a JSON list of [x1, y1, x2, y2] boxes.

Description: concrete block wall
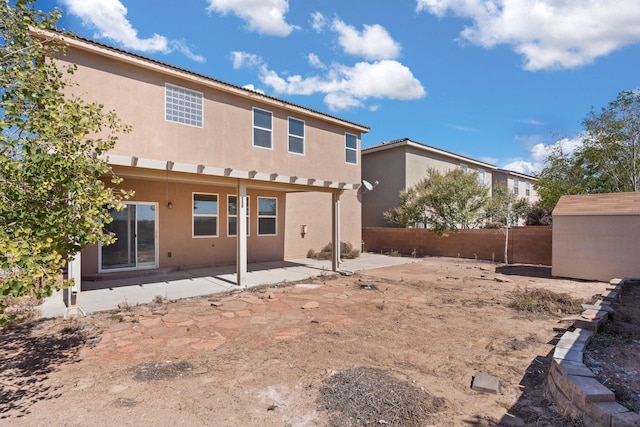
[[544, 278, 639, 426]]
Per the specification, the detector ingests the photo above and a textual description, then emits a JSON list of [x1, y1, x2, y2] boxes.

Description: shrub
[[307, 242, 360, 260]]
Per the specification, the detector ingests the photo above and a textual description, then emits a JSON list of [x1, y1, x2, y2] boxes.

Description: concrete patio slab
[[39, 253, 419, 318]]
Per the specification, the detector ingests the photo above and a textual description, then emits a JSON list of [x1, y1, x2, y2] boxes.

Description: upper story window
[[228, 195, 249, 237], [513, 177, 520, 195], [525, 181, 531, 197], [165, 84, 203, 127], [345, 133, 357, 164], [459, 164, 469, 173], [288, 117, 305, 155], [193, 193, 218, 237], [253, 108, 273, 149], [478, 168, 485, 186], [257, 197, 277, 236]]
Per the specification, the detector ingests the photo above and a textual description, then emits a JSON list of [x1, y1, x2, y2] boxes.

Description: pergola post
[[332, 190, 342, 271], [236, 180, 248, 286]]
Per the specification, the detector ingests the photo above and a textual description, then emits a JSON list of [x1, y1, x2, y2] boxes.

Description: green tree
[[535, 90, 640, 208], [484, 184, 529, 264], [1, 0, 130, 321], [384, 168, 488, 234], [485, 184, 529, 227]]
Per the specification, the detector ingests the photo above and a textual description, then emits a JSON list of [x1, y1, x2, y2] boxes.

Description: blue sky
[[40, 0, 640, 174]]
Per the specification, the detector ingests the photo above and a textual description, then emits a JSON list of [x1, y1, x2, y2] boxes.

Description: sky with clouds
[[44, 0, 640, 174]]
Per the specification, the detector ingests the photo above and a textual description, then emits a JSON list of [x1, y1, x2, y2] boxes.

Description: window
[[165, 84, 203, 127], [228, 195, 249, 236], [525, 181, 531, 197], [513, 177, 519, 195], [478, 168, 485, 186], [253, 108, 272, 149], [459, 163, 469, 173], [288, 117, 305, 154], [193, 193, 218, 237], [345, 133, 357, 164], [257, 197, 277, 235]]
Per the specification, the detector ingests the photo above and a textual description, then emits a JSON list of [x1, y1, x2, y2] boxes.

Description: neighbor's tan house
[[492, 168, 539, 203], [361, 138, 539, 228], [47, 30, 369, 286], [361, 138, 495, 227]]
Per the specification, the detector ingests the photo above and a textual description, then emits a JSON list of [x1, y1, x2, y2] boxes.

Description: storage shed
[[552, 192, 640, 281]]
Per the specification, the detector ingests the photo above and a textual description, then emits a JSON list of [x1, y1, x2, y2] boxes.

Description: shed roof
[[553, 192, 640, 216]]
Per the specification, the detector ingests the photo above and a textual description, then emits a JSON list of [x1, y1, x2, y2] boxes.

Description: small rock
[[494, 276, 513, 283], [118, 302, 130, 309], [210, 302, 223, 307], [85, 336, 103, 346], [301, 301, 320, 310]]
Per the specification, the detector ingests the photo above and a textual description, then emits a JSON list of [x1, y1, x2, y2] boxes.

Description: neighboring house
[[361, 138, 496, 227], [552, 192, 640, 282], [492, 169, 539, 203], [49, 31, 369, 286]]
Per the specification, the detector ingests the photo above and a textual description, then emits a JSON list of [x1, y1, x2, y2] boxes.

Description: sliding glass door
[[100, 203, 157, 271]]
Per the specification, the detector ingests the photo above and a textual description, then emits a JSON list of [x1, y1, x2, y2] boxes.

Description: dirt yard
[[0, 257, 622, 426]]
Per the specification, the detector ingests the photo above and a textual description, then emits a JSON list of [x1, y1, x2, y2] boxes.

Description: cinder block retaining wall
[[544, 278, 639, 426], [362, 227, 552, 265]]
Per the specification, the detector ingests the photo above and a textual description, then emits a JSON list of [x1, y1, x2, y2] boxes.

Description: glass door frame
[[98, 202, 159, 273]]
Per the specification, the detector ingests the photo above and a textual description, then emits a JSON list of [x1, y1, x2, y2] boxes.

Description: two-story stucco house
[[48, 31, 368, 286], [361, 138, 496, 227], [361, 138, 539, 228], [492, 169, 539, 203]]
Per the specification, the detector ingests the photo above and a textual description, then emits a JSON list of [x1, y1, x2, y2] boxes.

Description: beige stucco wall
[[59, 48, 361, 186], [83, 177, 295, 274], [284, 190, 361, 259], [552, 214, 640, 281], [60, 38, 365, 275], [361, 147, 407, 227]]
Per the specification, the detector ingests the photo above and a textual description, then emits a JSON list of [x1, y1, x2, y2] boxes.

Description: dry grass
[[508, 287, 586, 316]]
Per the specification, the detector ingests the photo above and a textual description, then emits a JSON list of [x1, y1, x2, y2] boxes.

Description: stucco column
[[236, 180, 248, 286], [332, 190, 342, 271], [64, 253, 85, 318]]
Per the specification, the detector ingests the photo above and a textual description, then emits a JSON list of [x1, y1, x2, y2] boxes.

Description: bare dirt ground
[[0, 257, 631, 426]]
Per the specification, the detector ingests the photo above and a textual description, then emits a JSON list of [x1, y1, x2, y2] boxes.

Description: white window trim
[[253, 107, 273, 150], [227, 195, 250, 237], [478, 168, 485, 186], [459, 163, 469, 173], [513, 178, 520, 195], [192, 192, 218, 238], [257, 196, 277, 236], [525, 181, 531, 197], [345, 132, 358, 165], [165, 83, 203, 128], [287, 116, 305, 155]]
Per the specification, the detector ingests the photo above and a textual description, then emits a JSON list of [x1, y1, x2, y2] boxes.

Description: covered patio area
[[40, 253, 418, 318]]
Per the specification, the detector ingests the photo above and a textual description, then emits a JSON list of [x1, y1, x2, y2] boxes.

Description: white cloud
[[307, 53, 326, 69], [60, 0, 204, 61], [331, 19, 401, 60], [258, 60, 426, 111], [416, 0, 640, 70], [242, 84, 265, 94], [231, 51, 264, 69], [502, 135, 584, 173], [311, 11, 327, 33], [205, 0, 298, 37], [448, 124, 477, 132]]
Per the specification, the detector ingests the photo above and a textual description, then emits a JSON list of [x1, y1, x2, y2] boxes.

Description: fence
[[362, 226, 552, 265]]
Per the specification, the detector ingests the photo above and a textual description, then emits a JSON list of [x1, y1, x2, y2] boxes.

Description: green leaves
[[1, 0, 130, 322], [384, 168, 489, 234], [535, 89, 640, 208]]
